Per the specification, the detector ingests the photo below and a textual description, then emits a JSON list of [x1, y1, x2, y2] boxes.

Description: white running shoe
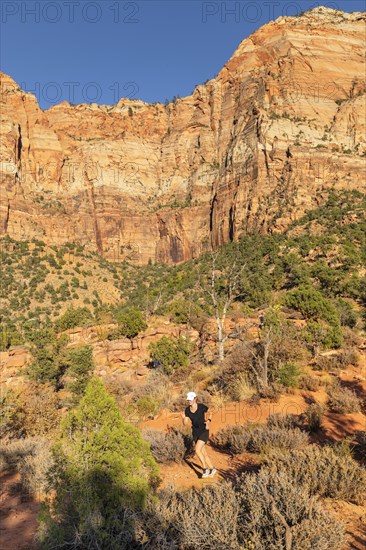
[[208, 468, 217, 477], [202, 469, 210, 478]]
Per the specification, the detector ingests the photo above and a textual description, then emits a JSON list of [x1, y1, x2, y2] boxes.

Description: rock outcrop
[[1, 7, 365, 264]]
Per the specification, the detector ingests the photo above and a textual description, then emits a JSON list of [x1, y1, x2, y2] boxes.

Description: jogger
[[181, 391, 216, 478]]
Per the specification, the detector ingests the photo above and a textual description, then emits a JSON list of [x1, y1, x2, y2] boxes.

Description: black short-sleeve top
[[185, 403, 208, 437]]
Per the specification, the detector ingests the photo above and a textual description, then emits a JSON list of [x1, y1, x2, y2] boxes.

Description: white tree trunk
[[218, 322, 225, 361]]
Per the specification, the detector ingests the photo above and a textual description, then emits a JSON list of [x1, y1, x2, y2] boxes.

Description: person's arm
[[181, 410, 189, 426], [204, 407, 212, 426]]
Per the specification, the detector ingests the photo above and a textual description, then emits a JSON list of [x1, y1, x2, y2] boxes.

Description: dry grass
[[229, 373, 256, 401], [127, 372, 174, 420], [189, 366, 214, 384]]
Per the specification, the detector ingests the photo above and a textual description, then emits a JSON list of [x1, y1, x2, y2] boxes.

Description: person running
[[181, 391, 216, 478]]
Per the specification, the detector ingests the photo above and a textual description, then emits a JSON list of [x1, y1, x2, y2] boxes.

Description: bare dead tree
[[198, 249, 246, 362], [144, 287, 163, 320], [229, 323, 273, 390]]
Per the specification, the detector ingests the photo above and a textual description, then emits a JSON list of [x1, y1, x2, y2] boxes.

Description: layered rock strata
[[1, 7, 365, 264]]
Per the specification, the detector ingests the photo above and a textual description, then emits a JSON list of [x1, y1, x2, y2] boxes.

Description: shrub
[[135, 395, 160, 418], [165, 299, 201, 324], [213, 343, 253, 394], [338, 347, 359, 366], [0, 388, 25, 439], [219, 320, 302, 392], [258, 383, 283, 402], [335, 299, 357, 328], [142, 428, 186, 464], [148, 335, 193, 375], [278, 362, 302, 387], [300, 375, 320, 392], [236, 468, 344, 550], [55, 306, 94, 331], [17, 385, 62, 437], [27, 332, 68, 386], [304, 403, 324, 432], [327, 383, 361, 413], [131, 372, 173, 412], [331, 437, 355, 459], [316, 354, 342, 372], [212, 424, 252, 454], [17, 438, 53, 496], [342, 327, 363, 348], [249, 425, 309, 455], [284, 285, 330, 320], [65, 345, 94, 396], [114, 308, 147, 339], [266, 413, 300, 430], [267, 445, 366, 504], [0, 437, 43, 472], [263, 321, 305, 383], [0, 325, 24, 351], [39, 378, 159, 549], [355, 431, 366, 460], [138, 481, 240, 550], [138, 471, 344, 550], [0, 435, 52, 496], [213, 420, 308, 456], [317, 349, 359, 372], [0, 385, 62, 439], [304, 319, 343, 353]]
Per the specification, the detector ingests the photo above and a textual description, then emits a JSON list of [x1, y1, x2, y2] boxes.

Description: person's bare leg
[[202, 444, 213, 469], [195, 440, 208, 469]]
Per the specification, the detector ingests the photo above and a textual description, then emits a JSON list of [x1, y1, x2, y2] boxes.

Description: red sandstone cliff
[[0, 7, 365, 264]]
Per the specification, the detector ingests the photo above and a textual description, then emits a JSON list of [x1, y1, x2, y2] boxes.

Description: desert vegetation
[[1, 190, 365, 549]]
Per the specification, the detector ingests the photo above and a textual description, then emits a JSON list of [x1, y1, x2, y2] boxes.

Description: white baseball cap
[[186, 391, 197, 400]]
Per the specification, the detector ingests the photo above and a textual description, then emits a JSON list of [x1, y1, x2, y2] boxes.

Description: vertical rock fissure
[[17, 124, 22, 162], [229, 206, 234, 241], [210, 194, 217, 248], [4, 200, 10, 234], [85, 174, 103, 255]]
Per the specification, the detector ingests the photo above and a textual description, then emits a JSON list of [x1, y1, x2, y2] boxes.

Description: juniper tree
[[41, 377, 159, 549]]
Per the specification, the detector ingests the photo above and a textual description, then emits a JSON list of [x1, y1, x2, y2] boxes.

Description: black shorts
[[193, 429, 209, 444]]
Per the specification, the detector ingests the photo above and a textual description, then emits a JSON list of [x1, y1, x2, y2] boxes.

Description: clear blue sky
[[1, 0, 364, 109]]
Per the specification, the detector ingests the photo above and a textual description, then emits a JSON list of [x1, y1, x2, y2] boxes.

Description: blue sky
[[1, 0, 364, 109]]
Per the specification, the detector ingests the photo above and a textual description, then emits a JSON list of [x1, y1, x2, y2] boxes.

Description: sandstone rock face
[[0, 7, 365, 264], [0, 346, 32, 386]]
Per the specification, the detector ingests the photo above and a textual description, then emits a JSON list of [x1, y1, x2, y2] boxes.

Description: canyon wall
[[0, 7, 365, 264]]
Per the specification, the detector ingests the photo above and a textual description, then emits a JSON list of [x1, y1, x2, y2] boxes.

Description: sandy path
[[0, 472, 39, 550]]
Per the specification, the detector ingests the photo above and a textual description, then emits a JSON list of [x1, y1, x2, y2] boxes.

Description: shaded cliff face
[[0, 7, 365, 264]]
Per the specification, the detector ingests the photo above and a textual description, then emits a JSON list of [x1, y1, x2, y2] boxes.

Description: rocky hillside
[[1, 6, 365, 264]]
